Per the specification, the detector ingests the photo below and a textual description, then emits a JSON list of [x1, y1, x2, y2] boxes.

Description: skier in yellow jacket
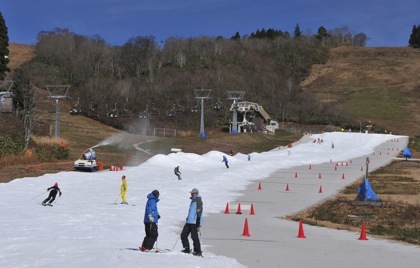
[[120, 175, 128, 204]]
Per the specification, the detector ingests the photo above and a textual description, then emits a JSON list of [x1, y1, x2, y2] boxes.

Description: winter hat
[[190, 188, 199, 194], [152, 190, 160, 198], [54, 182, 58, 187], [122, 175, 126, 179]]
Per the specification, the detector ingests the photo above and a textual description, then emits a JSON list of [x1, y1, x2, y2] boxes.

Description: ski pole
[[32, 191, 48, 200], [53, 194, 61, 204], [171, 235, 180, 251], [113, 193, 121, 204]]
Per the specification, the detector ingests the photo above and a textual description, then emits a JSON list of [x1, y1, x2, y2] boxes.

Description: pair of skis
[[122, 247, 203, 257]]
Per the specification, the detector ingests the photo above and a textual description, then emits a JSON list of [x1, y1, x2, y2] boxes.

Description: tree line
[[15, 25, 371, 132], [0, 12, 384, 152]]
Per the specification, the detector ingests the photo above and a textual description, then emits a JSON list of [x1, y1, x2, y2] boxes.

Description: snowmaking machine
[[74, 148, 99, 172]]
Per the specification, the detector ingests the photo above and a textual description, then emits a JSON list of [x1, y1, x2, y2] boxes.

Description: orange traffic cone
[[285, 184, 290, 191], [341, 173, 345, 180], [297, 220, 306, 238], [241, 218, 251, 237], [258, 182, 262, 190], [358, 221, 368, 240], [236, 203, 242, 214], [318, 173, 322, 179], [250, 203, 255, 215], [224, 203, 230, 214], [319, 185, 323, 193]]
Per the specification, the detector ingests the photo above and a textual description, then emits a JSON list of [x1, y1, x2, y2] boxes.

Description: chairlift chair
[[191, 101, 200, 113], [139, 105, 149, 119], [213, 98, 223, 110], [167, 104, 176, 117], [175, 100, 184, 113], [107, 103, 119, 118], [0, 93, 14, 114], [150, 103, 160, 116], [69, 97, 82, 116], [88, 102, 99, 117], [120, 103, 132, 118]]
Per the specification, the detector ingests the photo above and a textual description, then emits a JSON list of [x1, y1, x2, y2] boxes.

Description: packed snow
[[0, 132, 417, 268]]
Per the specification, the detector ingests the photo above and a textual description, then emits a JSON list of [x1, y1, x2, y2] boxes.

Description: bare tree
[[13, 68, 36, 150]]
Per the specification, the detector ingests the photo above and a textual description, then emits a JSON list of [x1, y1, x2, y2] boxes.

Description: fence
[[154, 128, 177, 137]]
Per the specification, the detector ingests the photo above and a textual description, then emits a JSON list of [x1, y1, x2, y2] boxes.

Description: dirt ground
[[290, 159, 420, 245]]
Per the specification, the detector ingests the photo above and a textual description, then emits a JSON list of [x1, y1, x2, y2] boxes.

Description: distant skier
[[174, 166, 182, 180], [140, 190, 160, 251], [42, 182, 62, 206], [120, 175, 128, 204], [222, 155, 229, 168], [247, 154, 251, 161], [331, 142, 335, 149]]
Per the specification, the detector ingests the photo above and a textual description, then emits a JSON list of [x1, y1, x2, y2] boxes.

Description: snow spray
[[91, 133, 131, 149]]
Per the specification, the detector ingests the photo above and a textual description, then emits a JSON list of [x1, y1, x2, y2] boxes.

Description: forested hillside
[[12, 27, 366, 134]]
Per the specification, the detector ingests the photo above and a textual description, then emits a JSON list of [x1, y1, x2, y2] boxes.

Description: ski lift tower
[[45, 85, 70, 137], [227, 91, 245, 134], [0, 80, 15, 113], [194, 89, 212, 138]]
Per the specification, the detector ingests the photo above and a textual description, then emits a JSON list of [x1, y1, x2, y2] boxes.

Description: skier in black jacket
[[42, 182, 62, 206], [174, 166, 182, 180]]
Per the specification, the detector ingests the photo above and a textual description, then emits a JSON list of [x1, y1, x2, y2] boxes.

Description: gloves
[[196, 227, 200, 233], [158, 214, 161, 219], [148, 215, 154, 222]]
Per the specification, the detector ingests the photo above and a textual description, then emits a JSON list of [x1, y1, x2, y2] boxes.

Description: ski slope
[[0, 132, 418, 268]]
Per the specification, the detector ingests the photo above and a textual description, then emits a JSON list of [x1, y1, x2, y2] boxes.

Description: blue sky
[[2, 0, 419, 47]]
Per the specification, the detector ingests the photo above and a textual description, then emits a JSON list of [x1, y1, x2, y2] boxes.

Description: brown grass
[[289, 160, 420, 245], [31, 135, 69, 146], [302, 46, 420, 136]]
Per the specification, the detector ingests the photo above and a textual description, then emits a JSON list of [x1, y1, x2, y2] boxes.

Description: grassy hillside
[[302, 46, 420, 136]]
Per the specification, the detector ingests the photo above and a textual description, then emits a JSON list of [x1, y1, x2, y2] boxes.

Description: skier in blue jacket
[[181, 188, 203, 256], [222, 155, 229, 168], [140, 190, 160, 251]]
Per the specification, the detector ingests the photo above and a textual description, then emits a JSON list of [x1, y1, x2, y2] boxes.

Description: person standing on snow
[[222, 155, 229, 168], [120, 175, 128, 204], [42, 182, 62, 206], [174, 166, 182, 180], [247, 154, 251, 161], [181, 188, 203, 256], [140, 190, 160, 251]]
